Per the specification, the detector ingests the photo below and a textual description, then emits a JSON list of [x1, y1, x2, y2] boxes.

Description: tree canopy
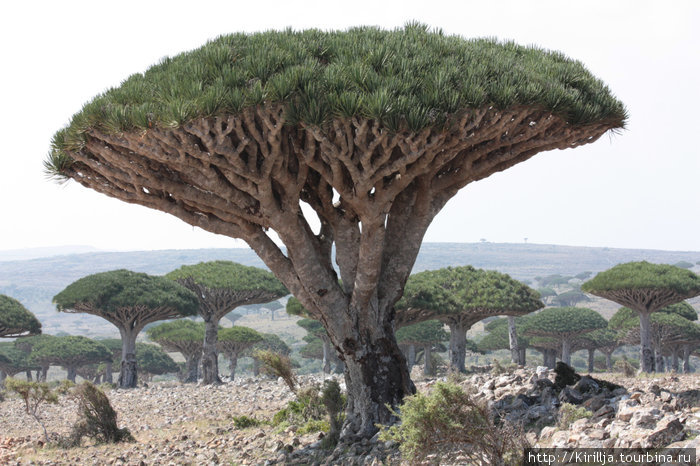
[[0, 295, 42, 338], [136, 343, 178, 376], [395, 320, 448, 346], [54, 270, 199, 317], [166, 260, 287, 296], [523, 307, 606, 337], [28, 336, 111, 381]]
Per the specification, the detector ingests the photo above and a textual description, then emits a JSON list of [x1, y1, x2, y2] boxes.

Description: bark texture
[[58, 106, 616, 438], [508, 316, 520, 365]]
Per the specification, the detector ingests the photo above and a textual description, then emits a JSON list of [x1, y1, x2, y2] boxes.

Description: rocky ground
[[1, 368, 700, 465]]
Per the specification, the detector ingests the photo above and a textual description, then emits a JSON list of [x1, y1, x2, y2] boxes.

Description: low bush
[[614, 356, 636, 377], [379, 381, 528, 464], [558, 403, 592, 429], [5, 377, 59, 444], [67, 382, 133, 446], [255, 350, 298, 394], [232, 415, 261, 429]]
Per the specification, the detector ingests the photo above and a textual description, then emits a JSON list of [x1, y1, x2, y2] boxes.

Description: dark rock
[[554, 362, 581, 388], [591, 404, 615, 421], [574, 376, 600, 394], [559, 387, 584, 405], [534, 378, 554, 390]]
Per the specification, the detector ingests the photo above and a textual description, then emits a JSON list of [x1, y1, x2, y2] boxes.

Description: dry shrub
[[68, 382, 133, 446], [379, 381, 528, 465], [255, 349, 298, 394]]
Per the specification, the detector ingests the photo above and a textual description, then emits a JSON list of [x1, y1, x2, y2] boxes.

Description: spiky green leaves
[[165, 261, 287, 295], [54, 270, 199, 316], [522, 307, 606, 337], [218, 326, 263, 345], [582, 262, 700, 297], [28, 336, 112, 368], [146, 319, 204, 343], [397, 266, 543, 317], [46, 23, 627, 177], [0, 295, 41, 338]]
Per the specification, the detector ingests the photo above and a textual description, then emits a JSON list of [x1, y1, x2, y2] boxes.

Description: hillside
[[0, 242, 698, 336]]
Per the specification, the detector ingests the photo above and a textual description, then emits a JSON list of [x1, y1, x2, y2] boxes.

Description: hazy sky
[[1, 0, 698, 253]]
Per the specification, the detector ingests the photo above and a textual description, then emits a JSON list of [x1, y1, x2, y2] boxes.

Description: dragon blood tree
[[217, 326, 263, 380], [53, 270, 199, 388], [583, 262, 700, 373], [395, 320, 448, 376], [397, 266, 543, 372], [0, 295, 41, 338], [45, 25, 626, 438], [166, 261, 287, 384], [147, 320, 205, 383]]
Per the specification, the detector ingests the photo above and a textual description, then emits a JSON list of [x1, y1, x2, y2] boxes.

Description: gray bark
[[639, 312, 655, 373], [25, 370, 32, 381], [118, 328, 138, 388], [407, 345, 416, 371], [683, 344, 691, 373], [587, 348, 595, 373], [66, 366, 77, 383], [201, 317, 222, 385], [508, 316, 520, 365], [322, 337, 332, 374], [519, 347, 527, 366], [447, 322, 470, 373], [228, 353, 238, 380], [184, 354, 200, 383], [104, 361, 113, 384], [605, 352, 613, 371], [561, 339, 571, 366], [423, 345, 434, 376], [0, 370, 5, 385]]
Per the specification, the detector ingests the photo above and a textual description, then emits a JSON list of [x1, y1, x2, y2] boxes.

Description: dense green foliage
[[478, 316, 530, 352], [0, 342, 37, 375], [146, 319, 205, 342], [247, 333, 292, 357], [135, 343, 178, 376], [54, 270, 199, 316], [397, 266, 543, 316], [286, 297, 308, 317], [69, 382, 134, 445], [658, 302, 698, 321], [395, 320, 448, 345], [0, 294, 41, 337], [29, 336, 112, 368], [296, 318, 327, 338], [165, 261, 287, 295], [47, 23, 626, 175], [582, 262, 700, 295], [218, 326, 263, 346], [523, 307, 606, 337]]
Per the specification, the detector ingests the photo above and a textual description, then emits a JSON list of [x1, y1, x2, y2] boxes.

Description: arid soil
[[2, 370, 700, 465]]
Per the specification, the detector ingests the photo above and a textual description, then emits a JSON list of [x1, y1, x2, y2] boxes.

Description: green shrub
[[320, 379, 346, 448], [67, 382, 134, 446], [232, 415, 261, 429], [558, 403, 592, 429], [5, 377, 60, 443], [298, 419, 330, 435], [379, 382, 528, 464], [255, 349, 298, 394]]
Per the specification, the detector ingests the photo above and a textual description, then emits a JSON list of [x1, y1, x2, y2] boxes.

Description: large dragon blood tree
[[45, 24, 626, 439]]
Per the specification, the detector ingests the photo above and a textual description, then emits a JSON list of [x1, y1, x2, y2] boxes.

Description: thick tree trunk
[[201, 317, 222, 385], [423, 345, 434, 376], [407, 345, 416, 371], [228, 353, 238, 380], [336, 325, 414, 441], [654, 345, 665, 373], [104, 361, 113, 384], [561, 339, 571, 366], [683, 344, 691, 373], [544, 349, 556, 369], [25, 370, 33, 381], [321, 337, 332, 374], [93, 374, 102, 384], [66, 366, 77, 383], [587, 348, 595, 373], [519, 347, 527, 366], [184, 354, 200, 383], [447, 322, 470, 373], [0, 370, 5, 386], [508, 316, 520, 365], [252, 358, 260, 377], [119, 328, 138, 388], [639, 312, 655, 373], [605, 352, 613, 371]]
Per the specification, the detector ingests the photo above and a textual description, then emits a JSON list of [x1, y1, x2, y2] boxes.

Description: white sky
[[1, 0, 698, 253]]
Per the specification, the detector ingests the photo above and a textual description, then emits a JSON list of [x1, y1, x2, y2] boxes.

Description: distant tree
[[575, 272, 593, 281], [538, 274, 572, 287], [582, 261, 700, 372], [217, 326, 263, 380], [29, 336, 111, 382], [13, 335, 56, 381], [95, 339, 122, 384], [136, 343, 178, 380], [147, 320, 204, 383], [0, 342, 38, 381], [396, 321, 448, 376], [0, 295, 41, 338], [53, 270, 198, 387], [397, 266, 542, 372], [674, 261, 694, 269], [658, 302, 698, 321], [536, 287, 557, 306], [571, 327, 619, 372], [551, 290, 590, 307], [478, 316, 530, 364], [166, 261, 287, 384], [522, 307, 606, 366]]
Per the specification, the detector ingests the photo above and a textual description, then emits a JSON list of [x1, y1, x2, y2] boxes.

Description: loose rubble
[[2, 368, 700, 464]]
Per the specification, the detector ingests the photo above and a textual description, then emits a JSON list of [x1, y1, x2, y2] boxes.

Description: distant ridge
[[0, 242, 697, 336], [0, 245, 100, 262]]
